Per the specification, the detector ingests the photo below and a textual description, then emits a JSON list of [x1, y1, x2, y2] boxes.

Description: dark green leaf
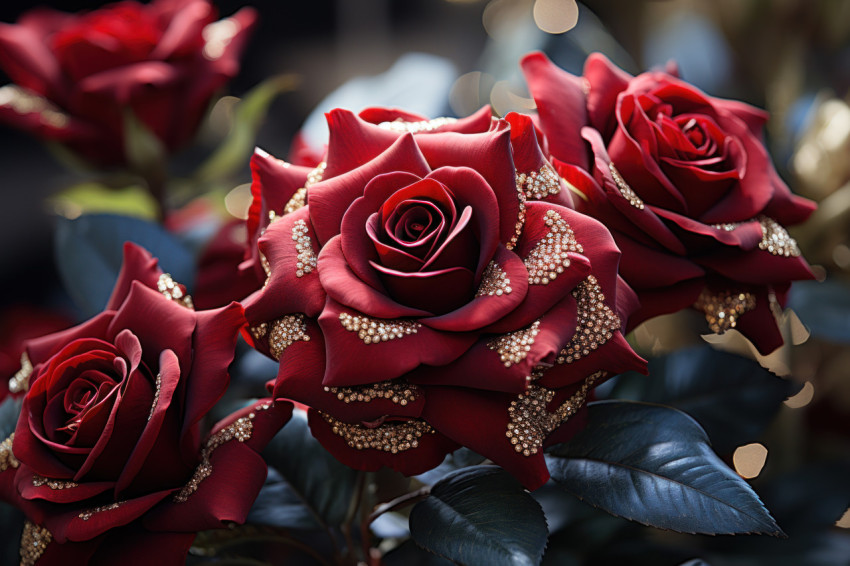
[[414, 447, 486, 485], [0, 396, 22, 440], [262, 409, 359, 526], [789, 279, 850, 342], [546, 400, 782, 536], [246, 468, 323, 530], [608, 347, 799, 453], [195, 75, 299, 184], [54, 214, 194, 317], [409, 466, 548, 566]]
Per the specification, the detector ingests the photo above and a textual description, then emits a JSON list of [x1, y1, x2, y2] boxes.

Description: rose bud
[[521, 52, 816, 354], [242, 107, 646, 490], [0, 0, 256, 169], [0, 242, 291, 564]]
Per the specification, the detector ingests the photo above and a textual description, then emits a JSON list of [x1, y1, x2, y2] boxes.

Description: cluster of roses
[[0, 0, 815, 563]]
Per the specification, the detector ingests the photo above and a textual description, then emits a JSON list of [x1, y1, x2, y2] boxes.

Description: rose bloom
[[522, 52, 816, 354], [0, 243, 290, 565], [0, 0, 255, 168], [241, 106, 645, 489]]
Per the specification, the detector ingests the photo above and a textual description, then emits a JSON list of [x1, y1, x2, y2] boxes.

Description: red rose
[[242, 107, 645, 490], [521, 52, 816, 354], [0, 243, 291, 565], [0, 0, 256, 168]]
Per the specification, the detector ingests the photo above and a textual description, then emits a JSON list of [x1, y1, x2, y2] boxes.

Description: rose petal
[[318, 297, 477, 388], [520, 51, 590, 170], [309, 132, 431, 245]]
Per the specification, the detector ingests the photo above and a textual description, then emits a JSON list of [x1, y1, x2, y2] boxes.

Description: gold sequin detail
[[157, 274, 194, 309], [0, 434, 18, 472], [269, 315, 310, 360], [608, 163, 645, 210], [9, 352, 32, 394], [524, 210, 582, 285], [78, 502, 121, 521], [758, 216, 801, 257], [506, 182, 528, 252], [32, 475, 78, 490], [488, 320, 542, 368], [0, 85, 68, 128], [306, 162, 327, 187], [556, 276, 621, 364], [260, 251, 272, 287], [173, 407, 265, 503], [338, 313, 421, 345], [694, 289, 756, 333], [323, 380, 420, 405], [249, 322, 268, 340], [320, 413, 434, 453], [283, 187, 307, 214], [20, 521, 51, 566], [148, 373, 162, 422], [377, 117, 458, 133], [475, 261, 513, 297], [506, 371, 604, 456], [517, 163, 561, 200], [292, 219, 317, 277], [713, 216, 801, 258]]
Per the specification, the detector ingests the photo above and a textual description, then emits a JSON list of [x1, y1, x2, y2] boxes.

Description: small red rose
[[0, 0, 256, 168], [0, 243, 290, 565], [522, 52, 816, 353]]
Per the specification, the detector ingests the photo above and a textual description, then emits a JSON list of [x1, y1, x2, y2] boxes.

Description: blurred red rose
[[242, 107, 644, 490], [0, 0, 256, 168], [522, 52, 816, 354], [0, 243, 290, 565]]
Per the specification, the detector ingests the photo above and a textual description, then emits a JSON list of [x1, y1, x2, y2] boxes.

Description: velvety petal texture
[[522, 51, 816, 354], [0, 243, 290, 563], [244, 106, 645, 489]]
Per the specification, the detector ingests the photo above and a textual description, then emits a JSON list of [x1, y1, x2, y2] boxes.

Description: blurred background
[[0, 1, 849, 563]]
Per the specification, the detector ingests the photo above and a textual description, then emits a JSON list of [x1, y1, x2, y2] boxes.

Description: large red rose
[[0, 243, 291, 565], [0, 0, 256, 168], [242, 107, 645, 490], [521, 52, 816, 354]]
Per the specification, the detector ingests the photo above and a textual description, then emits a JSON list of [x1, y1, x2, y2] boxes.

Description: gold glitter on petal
[[173, 408, 264, 503], [320, 413, 434, 453], [20, 521, 51, 566], [556, 276, 621, 365], [488, 320, 541, 368], [147, 373, 162, 422], [323, 380, 420, 406], [269, 315, 310, 360], [157, 273, 194, 310], [283, 187, 307, 214], [475, 261, 513, 297], [506, 182, 528, 252], [249, 322, 268, 340], [260, 251, 272, 287], [694, 289, 756, 333], [608, 163, 645, 210], [0, 85, 68, 129], [305, 162, 326, 188], [32, 475, 78, 490], [506, 371, 604, 456], [517, 163, 561, 200], [78, 502, 121, 521], [524, 210, 582, 285], [0, 434, 19, 472], [9, 352, 32, 394], [338, 313, 421, 345], [377, 117, 458, 133], [292, 219, 317, 278], [758, 216, 801, 257]]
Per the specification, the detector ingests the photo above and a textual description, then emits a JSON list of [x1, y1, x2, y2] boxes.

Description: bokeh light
[[733, 443, 768, 479]]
